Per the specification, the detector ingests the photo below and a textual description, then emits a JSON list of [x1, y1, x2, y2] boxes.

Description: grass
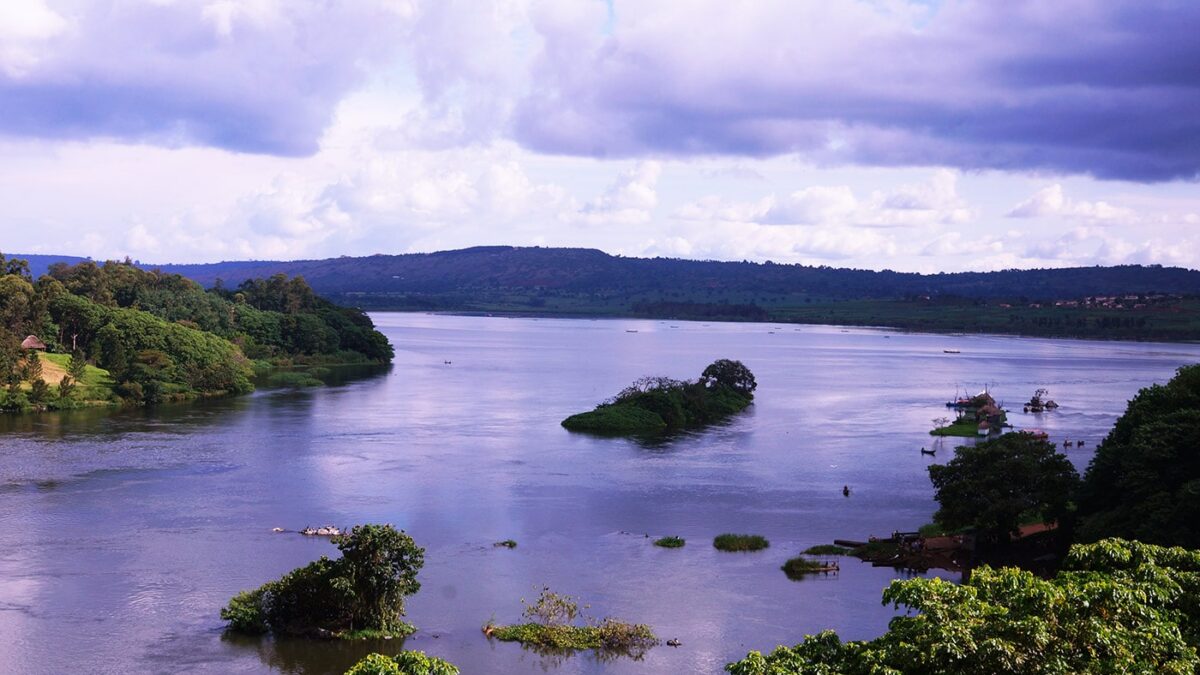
[[931, 418, 983, 437], [265, 370, 324, 388], [653, 536, 685, 548], [339, 623, 417, 640], [802, 544, 852, 556], [561, 402, 668, 434], [494, 539, 518, 549], [781, 557, 838, 580], [713, 533, 769, 552], [39, 353, 114, 401]]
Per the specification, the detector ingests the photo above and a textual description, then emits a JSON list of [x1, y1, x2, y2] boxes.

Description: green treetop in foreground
[[561, 358, 757, 434], [222, 524, 424, 639], [928, 432, 1079, 545], [344, 651, 459, 675], [727, 538, 1200, 674]]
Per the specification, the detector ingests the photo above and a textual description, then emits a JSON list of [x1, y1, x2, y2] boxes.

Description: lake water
[[2, 313, 1199, 674]]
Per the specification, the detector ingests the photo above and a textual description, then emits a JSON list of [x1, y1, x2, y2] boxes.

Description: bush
[[654, 536, 685, 548], [344, 651, 459, 675], [714, 534, 770, 552]]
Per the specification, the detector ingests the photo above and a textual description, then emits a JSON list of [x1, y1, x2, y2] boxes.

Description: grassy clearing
[[653, 536, 685, 548], [713, 533, 770, 552]]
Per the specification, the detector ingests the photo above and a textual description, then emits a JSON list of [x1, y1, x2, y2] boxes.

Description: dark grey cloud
[[512, 1, 1200, 182], [0, 1, 402, 156]]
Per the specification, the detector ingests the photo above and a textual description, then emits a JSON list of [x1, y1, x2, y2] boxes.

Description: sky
[[0, 0, 1198, 273]]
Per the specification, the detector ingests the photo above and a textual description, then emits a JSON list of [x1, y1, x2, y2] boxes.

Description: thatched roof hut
[[21, 335, 46, 350]]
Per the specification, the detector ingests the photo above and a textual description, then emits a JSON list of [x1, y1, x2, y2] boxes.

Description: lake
[[2, 313, 1198, 674]]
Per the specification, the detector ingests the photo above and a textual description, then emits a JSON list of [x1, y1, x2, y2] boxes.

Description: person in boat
[[843, 485, 850, 497]]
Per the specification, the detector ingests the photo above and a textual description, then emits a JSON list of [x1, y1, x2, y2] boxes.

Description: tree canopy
[[726, 538, 1200, 674], [1077, 363, 1200, 548], [928, 433, 1079, 544]]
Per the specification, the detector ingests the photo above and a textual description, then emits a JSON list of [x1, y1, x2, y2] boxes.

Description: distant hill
[[11, 245, 1200, 301]]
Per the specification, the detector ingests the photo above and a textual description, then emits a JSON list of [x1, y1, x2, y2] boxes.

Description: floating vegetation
[[713, 533, 770, 552], [484, 587, 658, 659], [653, 536, 685, 548], [781, 556, 840, 580], [494, 539, 518, 549]]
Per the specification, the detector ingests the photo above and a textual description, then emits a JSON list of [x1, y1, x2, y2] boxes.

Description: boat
[[943, 349, 961, 354], [625, 329, 638, 333]]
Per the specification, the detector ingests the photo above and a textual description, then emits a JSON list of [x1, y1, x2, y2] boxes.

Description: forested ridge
[[20, 246, 1200, 340], [0, 254, 391, 411]]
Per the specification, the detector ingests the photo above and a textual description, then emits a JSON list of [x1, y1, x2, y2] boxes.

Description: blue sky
[[1, 0, 1198, 272]]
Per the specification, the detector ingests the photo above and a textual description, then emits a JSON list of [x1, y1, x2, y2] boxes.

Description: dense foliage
[[0, 253, 392, 410], [928, 433, 1079, 544], [344, 651, 459, 675], [46, 260, 392, 364], [1077, 364, 1200, 548], [561, 360, 756, 434], [221, 524, 424, 638], [727, 538, 1200, 674]]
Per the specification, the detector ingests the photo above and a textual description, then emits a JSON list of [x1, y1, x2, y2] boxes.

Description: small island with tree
[[561, 358, 756, 435], [221, 524, 424, 640]]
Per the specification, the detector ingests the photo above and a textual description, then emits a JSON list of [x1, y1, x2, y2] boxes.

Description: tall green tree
[[928, 433, 1079, 544], [1077, 364, 1200, 548]]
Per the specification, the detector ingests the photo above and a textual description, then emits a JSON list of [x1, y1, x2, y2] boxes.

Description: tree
[[332, 524, 425, 633], [700, 359, 757, 397], [21, 351, 43, 382], [67, 352, 88, 382], [928, 433, 1079, 544], [1077, 364, 1200, 548], [57, 375, 76, 401], [726, 539, 1200, 675]]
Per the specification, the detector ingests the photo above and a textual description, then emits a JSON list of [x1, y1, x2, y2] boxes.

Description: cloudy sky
[[1, 0, 1198, 272]]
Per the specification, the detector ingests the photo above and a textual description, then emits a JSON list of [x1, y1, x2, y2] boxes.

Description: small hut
[[21, 335, 46, 351]]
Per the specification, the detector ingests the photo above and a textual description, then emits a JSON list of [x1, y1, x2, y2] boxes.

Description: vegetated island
[[561, 359, 756, 435], [222, 524, 423, 640], [483, 586, 658, 659], [0, 253, 391, 413], [930, 389, 1008, 437], [345, 651, 459, 675]]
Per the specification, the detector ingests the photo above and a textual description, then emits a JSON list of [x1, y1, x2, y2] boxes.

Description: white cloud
[[1007, 184, 1136, 223]]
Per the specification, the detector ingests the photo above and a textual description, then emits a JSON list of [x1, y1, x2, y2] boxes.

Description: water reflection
[[223, 632, 409, 675], [0, 314, 1198, 674]]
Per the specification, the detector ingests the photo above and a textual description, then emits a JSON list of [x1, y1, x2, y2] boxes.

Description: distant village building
[[20, 335, 46, 351]]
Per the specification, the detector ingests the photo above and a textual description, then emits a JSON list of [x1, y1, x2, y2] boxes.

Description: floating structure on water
[[300, 525, 343, 537], [1024, 388, 1060, 413]]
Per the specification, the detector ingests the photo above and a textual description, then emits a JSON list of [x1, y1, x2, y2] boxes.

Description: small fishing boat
[[943, 349, 961, 354], [625, 329, 638, 333]]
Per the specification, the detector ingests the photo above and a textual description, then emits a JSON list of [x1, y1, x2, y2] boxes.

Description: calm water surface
[[2, 314, 1199, 674]]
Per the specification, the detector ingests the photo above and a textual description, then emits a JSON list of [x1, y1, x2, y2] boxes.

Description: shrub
[[344, 651, 459, 675], [714, 534, 770, 552], [485, 587, 658, 658]]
